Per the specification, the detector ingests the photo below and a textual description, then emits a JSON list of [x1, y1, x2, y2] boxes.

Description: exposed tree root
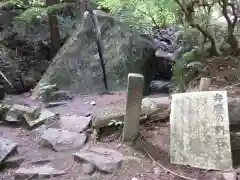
[[139, 137, 197, 180]]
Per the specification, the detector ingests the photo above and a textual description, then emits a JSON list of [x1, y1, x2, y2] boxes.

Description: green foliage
[[3, 0, 71, 25], [4, 0, 25, 7], [15, 3, 71, 24], [97, 0, 176, 32], [15, 7, 46, 23], [108, 119, 124, 129], [172, 49, 199, 92]]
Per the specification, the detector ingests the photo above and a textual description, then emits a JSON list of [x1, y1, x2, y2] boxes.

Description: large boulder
[[0, 4, 78, 93], [33, 10, 157, 97]]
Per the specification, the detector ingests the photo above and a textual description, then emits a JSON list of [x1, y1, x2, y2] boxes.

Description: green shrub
[[97, 0, 176, 32]]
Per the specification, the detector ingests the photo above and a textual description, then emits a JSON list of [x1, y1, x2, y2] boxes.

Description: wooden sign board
[[170, 91, 232, 170]]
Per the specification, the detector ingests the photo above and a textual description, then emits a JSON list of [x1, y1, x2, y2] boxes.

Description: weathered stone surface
[[123, 73, 144, 142], [5, 110, 20, 123], [30, 157, 54, 165], [141, 96, 170, 115], [23, 109, 56, 127], [77, 175, 93, 180], [45, 101, 67, 108], [0, 104, 11, 121], [45, 90, 74, 102], [4, 104, 41, 123], [149, 80, 172, 93], [34, 124, 48, 136], [92, 95, 171, 129], [15, 165, 65, 178], [0, 137, 17, 164], [82, 163, 96, 174], [91, 103, 125, 129], [170, 91, 232, 170], [153, 167, 162, 178], [49, 115, 91, 133], [228, 98, 240, 126], [74, 147, 123, 173], [33, 11, 155, 96], [40, 128, 86, 152], [223, 172, 236, 180], [4, 154, 24, 168], [0, 2, 76, 94], [10, 104, 32, 115], [155, 48, 174, 60]]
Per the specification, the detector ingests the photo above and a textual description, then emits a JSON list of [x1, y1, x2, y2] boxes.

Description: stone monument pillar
[[122, 73, 144, 142]]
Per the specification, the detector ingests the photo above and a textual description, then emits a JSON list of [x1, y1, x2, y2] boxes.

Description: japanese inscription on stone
[[170, 91, 232, 170]]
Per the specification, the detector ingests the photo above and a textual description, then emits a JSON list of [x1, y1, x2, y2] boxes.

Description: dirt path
[[0, 92, 236, 180], [0, 92, 162, 180]]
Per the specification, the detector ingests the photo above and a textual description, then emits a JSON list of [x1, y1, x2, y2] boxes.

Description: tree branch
[[174, 0, 221, 55]]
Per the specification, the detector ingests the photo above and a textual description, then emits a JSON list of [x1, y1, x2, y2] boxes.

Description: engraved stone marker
[[170, 91, 232, 170], [123, 73, 144, 142]]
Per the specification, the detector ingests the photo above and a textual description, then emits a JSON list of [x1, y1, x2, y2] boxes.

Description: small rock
[[49, 90, 74, 102], [5, 111, 20, 123], [31, 157, 54, 165], [82, 163, 96, 174], [49, 115, 91, 133], [131, 177, 139, 180], [15, 165, 65, 179], [23, 109, 57, 127], [90, 101, 96, 106], [10, 104, 31, 115], [85, 112, 91, 117], [34, 125, 48, 136], [45, 101, 67, 108], [141, 96, 170, 115], [31, 105, 42, 119], [223, 171, 236, 180], [155, 49, 174, 60], [40, 128, 87, 152], [77, 175, 93, 180], [153, 167, 161, 177], [0, 137, 17, 164], [149, 80, 172, 93], [0, 104, 11, 121], [74, 147, 123, 173]]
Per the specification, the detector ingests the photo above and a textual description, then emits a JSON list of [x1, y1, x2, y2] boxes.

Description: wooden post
[[123, 73, 144, 142], [199, 77, 211, 91]]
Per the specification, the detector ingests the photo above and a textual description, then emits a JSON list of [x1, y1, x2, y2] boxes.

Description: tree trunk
[[228, 25, 238, 52], [221, 0, 239, 54], [46, 0, 61, 59], [174, 0, 221, 56]]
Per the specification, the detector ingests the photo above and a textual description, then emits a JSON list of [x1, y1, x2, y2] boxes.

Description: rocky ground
[[1, 90, 240, 180]]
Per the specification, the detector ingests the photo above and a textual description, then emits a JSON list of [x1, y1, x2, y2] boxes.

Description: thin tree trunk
[[221, 0, 238, 53], [46, 0, 61, 59], [174, 0, 221, 55]]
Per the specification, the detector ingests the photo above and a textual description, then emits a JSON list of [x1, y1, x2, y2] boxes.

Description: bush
[[97, 0, 176, 33]]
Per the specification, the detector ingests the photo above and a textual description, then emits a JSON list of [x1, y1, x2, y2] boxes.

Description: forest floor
[[0, 56, 240, 180], [0, 90, 239, 180]]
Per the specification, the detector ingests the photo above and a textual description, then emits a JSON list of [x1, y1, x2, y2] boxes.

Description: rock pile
[[149, 27, 183, 94]]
